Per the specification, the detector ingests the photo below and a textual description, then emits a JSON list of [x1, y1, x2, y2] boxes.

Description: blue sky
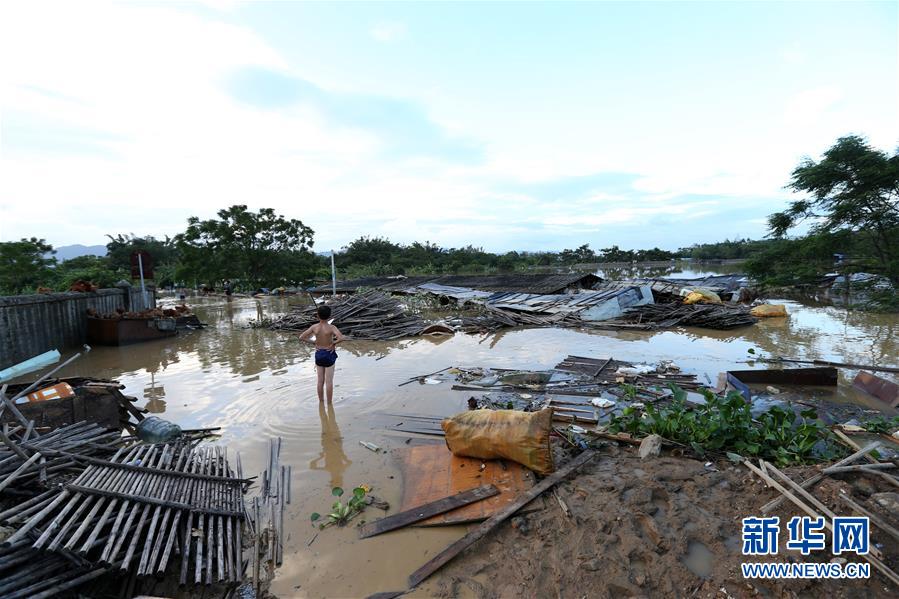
[[1, 1, 896, 252]]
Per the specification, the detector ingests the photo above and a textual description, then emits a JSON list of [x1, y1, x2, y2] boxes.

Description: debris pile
[[267, 292, 429, 340], [0, 368, 289, 597], [599, 302, 758, 330], [3, 376, 146, 430], [452, 305, 583, 333], [386, 355, 703, 433], [744, 439, 899, 586]]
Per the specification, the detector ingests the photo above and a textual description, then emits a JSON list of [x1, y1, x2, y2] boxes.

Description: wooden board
[[396, 444, 535, 525], [358, 484, 499, 538]]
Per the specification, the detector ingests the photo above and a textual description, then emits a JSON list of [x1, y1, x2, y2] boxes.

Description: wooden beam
[[359, 485, 499, 539]]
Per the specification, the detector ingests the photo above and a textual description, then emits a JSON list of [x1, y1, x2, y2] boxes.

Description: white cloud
[[1, 2, 893, 252], [369, 21, 407, 43]]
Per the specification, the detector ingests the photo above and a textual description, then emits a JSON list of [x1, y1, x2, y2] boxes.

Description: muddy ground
[[429, 444, 898, 599]]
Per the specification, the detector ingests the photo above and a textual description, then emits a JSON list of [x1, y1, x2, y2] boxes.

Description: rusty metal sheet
[[853, 371, 899, 408]]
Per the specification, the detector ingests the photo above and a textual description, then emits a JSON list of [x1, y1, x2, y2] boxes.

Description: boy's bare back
[[309, 321, 339, 349]]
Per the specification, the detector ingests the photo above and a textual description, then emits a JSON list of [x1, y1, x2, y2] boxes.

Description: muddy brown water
[[33, 277, 899, 598]]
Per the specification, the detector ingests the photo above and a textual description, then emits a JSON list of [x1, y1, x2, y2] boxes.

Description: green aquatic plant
[[608, 384, 843, 466], [860, 415, 899, 435], [310, 486, 368, 528]]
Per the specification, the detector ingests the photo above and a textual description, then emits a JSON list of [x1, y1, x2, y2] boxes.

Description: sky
[[0, 0, 896, 253]]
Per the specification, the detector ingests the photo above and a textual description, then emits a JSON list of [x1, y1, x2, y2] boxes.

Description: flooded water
[[39, 266, 899, 598]]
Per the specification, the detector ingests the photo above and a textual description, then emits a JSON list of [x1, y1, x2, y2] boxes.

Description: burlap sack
[[441, 408, 554, 474]]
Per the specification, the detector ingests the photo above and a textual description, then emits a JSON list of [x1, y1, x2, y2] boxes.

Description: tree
[[105, 234, 180, 281], [769, 135, 899, 280], [341, 237, 402, 267], [53, 255, 124, 290], [597, 245, 629, 263], [176, 205, 315, 288], [559, 244, 595, 264], [0, 238, 56, 294]]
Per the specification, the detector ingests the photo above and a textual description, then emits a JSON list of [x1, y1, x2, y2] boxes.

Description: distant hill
[[53, 244, 107, 261]]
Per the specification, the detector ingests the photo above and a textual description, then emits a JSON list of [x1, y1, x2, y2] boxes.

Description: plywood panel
[[395, 443, 535, 525]]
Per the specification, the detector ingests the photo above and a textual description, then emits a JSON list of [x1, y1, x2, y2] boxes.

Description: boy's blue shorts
[[315, 349, 337, 368]]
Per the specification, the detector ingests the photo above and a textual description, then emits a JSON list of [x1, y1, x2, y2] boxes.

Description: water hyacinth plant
[[310, 486, 368, 529], [609, 384, 843, 466]]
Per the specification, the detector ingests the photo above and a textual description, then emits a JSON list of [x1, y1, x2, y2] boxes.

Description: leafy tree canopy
[[175, 205, 315, 288], [769, 135, 899, 279], [0, 238, 56, 294]]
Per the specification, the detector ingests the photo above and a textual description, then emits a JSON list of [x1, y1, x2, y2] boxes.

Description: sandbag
[[683, 288, 722, 304], [750, 304, 788, 317], [442, 408, 554, 474]]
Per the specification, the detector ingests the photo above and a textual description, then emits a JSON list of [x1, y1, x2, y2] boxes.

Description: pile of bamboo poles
[[0, 436, 252, 596], [0, 421, 126, 495], [1, 441, 247, 584], [268, 292, 428, 340], [602, 302, 758, 330], [249, 436, 289, 597], [454, 305, 583, 333]]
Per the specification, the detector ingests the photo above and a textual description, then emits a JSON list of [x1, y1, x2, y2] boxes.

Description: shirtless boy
[[298, 305, 346, 402]]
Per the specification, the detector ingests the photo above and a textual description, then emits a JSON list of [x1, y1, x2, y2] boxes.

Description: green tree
[[769, 135, 899, 281], [53, 255, 124, 290], [559, 244, 595, 264], [105, 234, 180, 285], [341, 237, 402, 268], [597, 245, 630, 263], [175, 205, 316, 288], [0, 238, 56, 294]]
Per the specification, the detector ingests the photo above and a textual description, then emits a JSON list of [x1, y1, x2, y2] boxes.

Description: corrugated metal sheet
[[412, 283, 493, 301], [484, 285, 654, 320]]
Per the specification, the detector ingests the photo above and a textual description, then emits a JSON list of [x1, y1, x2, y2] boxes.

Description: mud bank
[[429, 449, 898, 599]]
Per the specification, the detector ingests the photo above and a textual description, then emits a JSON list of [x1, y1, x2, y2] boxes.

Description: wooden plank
[[839, 494, 899, 543], [407, 450, 595, 587], [358, 485, 499, 539], [593, 357, 613, 378], [760, 441, 881, 513], [396, 444, 535, 525]]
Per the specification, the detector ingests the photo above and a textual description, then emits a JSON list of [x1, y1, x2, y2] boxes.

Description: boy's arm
[[298, 325, 316, 344], [332, 326, 346, 346]]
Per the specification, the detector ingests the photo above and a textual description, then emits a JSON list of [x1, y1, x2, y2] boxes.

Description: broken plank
[[359, 485, 499, 539], [407, 450, 595, 588], [760, 441, 882, 513]]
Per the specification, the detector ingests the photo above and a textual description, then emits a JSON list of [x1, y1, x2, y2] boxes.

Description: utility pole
[[331, 250, 337, 296]]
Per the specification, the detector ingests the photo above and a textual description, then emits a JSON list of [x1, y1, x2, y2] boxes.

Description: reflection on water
[[310, 402, 352, 489], [33, 272, 899, 597]]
